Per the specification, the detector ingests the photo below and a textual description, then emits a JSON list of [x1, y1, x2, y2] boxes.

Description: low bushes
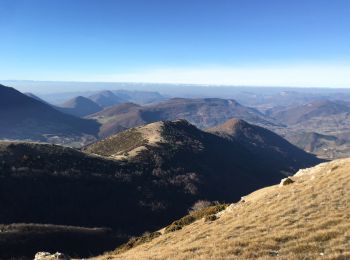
[[164, 203, 228, 234]]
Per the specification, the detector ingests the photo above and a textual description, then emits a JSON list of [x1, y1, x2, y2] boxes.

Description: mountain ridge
[[58, 96, 103, 117], [269, 99, 350, 125], [89, 98, 281, 138], [88, 90, 126, 108], [0, 84, 100, 146]]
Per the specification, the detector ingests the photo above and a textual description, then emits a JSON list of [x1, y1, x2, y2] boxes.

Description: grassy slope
[[99, 158, 350, 260]]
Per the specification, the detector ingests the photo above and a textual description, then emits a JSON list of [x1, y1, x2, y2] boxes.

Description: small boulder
[[269, 250, 279, 256], [280, 177, 294, 186], [34, 252, 51, 259], [34, 252, 70, 260]]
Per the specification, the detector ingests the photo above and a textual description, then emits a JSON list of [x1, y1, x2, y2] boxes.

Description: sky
[[0, 0, 349, 87]]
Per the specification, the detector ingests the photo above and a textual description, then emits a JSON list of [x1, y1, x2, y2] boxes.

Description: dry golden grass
[[85, 121, 164, 160], [95, 158, 350, 260]]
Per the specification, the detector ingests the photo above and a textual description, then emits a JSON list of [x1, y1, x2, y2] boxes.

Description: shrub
[[113, 231, 161, 254], [164, 215, 196, 233], [165, 203, 228, 234], [189, 200, 214, 213]]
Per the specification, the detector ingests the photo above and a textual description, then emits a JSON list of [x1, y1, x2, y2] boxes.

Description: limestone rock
[[280, 177, 294, 186], [34, 252, 70, 260]]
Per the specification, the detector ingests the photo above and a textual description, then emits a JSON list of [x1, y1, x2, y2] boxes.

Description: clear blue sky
[[0, 0, 349, 86]]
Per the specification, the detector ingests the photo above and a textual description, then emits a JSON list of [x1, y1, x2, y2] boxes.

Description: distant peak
[[74, 95, 89, 101], [84, 119, 199, 159], [220, 118, 247, 127], [98, 90, 115, 96], [62, 95, 100, 107], [69, 96, 92, 104], [208, 118, 250, 135]]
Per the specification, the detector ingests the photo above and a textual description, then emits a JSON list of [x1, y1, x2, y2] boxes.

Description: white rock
[[34, 252, 70, 260], [280, 177, 294, 186]]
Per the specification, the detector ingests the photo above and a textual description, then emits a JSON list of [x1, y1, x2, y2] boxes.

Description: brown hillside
[[99, 158, 350, 260], [89, 98, 281, 138], [270, 99, 350, 125]]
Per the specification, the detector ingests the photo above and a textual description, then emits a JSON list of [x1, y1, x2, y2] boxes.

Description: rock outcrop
[[279, 177, 294, 186], [34, 252, 70, 260]]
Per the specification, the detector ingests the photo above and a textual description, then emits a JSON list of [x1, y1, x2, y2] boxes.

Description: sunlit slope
[[101, 158, 350, 260]]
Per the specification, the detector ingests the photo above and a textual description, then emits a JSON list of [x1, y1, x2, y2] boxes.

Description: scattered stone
[[280, 177, 294, 186], [34, 252, 51, 259], [34, 252, 70, 260], [269, 250, 279, 256]]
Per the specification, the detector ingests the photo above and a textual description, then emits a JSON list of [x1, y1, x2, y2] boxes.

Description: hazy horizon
[[3, 80, 350, 97]]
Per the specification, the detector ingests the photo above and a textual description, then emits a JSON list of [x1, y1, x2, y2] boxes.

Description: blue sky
[[0, 0, 349, 87]]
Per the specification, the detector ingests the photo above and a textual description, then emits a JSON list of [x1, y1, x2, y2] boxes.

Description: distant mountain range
[[283, 131, 350, 159], [112, 89, 165, 104], [5, 84, 350, 159], [0, 84, 100, 146], [25, 92, 104, 118], [34, 89, 166, 106], [268, 99, 350, 125], [267, 99, 350, 159], [0, 119, 321, 258], [55, 90, 164, 117], [59, 96, 103, 117], [89, 98, 281, 138], [88, 90, 126, 108]]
